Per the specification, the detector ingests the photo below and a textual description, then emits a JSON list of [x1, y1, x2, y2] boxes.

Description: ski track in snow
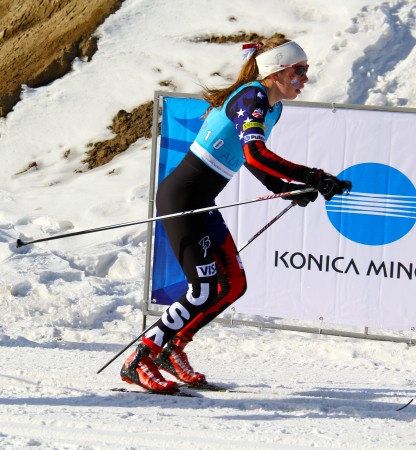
[[0, 331, 415, 449]]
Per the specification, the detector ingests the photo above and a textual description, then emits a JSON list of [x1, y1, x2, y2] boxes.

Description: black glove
[[307, 169, 352, 201], [283, 184, 318, 207]]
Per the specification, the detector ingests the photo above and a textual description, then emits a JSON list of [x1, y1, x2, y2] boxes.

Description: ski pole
[[96, 196, 309, 374], [96, 201, 297, 375], [238, 200, 296, 252], [16, 187, 314, 248], [95, 189, 312, 374]]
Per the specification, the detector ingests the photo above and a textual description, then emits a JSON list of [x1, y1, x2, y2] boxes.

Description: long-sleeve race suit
[[191, 81, 311, 186], [143, 82, 313, 351]]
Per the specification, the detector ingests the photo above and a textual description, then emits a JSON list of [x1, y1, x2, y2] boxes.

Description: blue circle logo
[[326, 163, 416, 245]]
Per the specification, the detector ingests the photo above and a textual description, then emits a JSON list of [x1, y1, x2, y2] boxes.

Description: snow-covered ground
[[0, 0, 415, 448]]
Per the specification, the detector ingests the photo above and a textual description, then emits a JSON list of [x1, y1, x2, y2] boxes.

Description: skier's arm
[[244, 163, 318, 207], [244, 136, 351, 201], [227, 87, 351, 200], [243, 162, 299, 193]]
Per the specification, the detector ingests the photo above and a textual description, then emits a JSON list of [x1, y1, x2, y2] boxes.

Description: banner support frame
[[141, 90, 416, 343], [141, 90, 164, 331]]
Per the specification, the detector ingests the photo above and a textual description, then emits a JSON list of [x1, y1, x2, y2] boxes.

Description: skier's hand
[[319, 177, 352, 201], [283, 186, 318, 207], [308, 169, 352, 201]]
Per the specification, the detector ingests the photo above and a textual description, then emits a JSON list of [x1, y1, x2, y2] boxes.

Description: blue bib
[[190, 81, 282, 179]]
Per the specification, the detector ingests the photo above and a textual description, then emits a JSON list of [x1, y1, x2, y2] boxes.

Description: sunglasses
[[279, 64, 309, 77]]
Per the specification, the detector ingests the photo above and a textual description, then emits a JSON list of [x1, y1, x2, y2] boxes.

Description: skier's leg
[[176, 209, 247, 342], [121, 211, 218, 389], [155, 210, 247, 385]]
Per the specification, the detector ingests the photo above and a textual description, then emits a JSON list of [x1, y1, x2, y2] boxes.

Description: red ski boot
[[154, 337, 206, 386], [120, 343, 179, 393]]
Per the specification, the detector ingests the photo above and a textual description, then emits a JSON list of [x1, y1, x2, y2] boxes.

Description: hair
[[203, 37, 291, 109]]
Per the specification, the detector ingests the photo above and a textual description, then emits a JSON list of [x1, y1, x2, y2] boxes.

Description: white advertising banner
[[217, 103, 416, 332]]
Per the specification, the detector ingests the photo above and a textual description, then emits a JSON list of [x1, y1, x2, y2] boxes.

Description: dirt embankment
[[1, 2, 284, 170], [0, 0, 123, 117]]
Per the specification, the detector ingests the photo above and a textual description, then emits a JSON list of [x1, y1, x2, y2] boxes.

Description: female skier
[[120, 37, 351, 393]]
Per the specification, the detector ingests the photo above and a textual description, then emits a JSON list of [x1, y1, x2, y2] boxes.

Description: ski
[[180, 382, 252, 393], [180, 383, 228, 392], [396, 398, 414, 411], [182, 382, 228, 392], [110, 387, 198, 398]]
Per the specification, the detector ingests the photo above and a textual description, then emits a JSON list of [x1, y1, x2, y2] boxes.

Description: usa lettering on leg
[[145, 280, 213, 347]]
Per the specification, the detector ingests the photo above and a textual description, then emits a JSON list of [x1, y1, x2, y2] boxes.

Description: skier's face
[[274, 60, 309, 100]]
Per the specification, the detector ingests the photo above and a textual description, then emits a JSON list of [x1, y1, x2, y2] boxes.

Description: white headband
[[255, 41, 307, 79]]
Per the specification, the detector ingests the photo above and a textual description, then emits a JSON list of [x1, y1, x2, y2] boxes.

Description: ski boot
[[120, 343, 179, 393], [155, 337, 206, 386]]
